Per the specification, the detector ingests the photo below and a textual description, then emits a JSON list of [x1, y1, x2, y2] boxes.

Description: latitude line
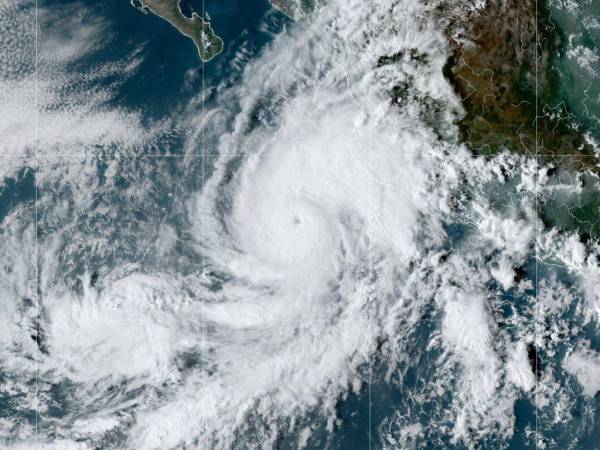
[[24, 153, 593, 157]]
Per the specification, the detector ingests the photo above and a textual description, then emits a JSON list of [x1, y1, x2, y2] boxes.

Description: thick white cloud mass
[[1, 0, 599, 449], [564, 346, 600, 397]]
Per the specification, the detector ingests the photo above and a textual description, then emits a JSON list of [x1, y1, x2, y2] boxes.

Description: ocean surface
[[0, 0, 600, 449]]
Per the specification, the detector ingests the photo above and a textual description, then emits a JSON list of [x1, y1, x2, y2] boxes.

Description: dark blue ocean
[[2, 0, 598, 448]]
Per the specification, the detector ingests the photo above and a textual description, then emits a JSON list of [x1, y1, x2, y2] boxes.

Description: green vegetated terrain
[[440, 1, 597, 169], [438, 0, 600, 241], [136, 0, 599, 240], [541, 166, 600, 243]]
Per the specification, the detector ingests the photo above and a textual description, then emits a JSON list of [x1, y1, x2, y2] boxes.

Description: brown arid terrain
[[437, 0, 600, 239], [272, 0, 600, 238], [271, 0, 598, 171], [438, 0, 598, 172], [136, 0, 223, 62]]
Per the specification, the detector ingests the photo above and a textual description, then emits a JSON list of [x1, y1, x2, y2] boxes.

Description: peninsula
[[133, 0, 223, 62]]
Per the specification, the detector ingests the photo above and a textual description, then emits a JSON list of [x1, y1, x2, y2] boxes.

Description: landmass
[[132, 0, 223, 62], [277, 0, 600, 241], [270, 0, 317, 20], [439, 0, 598, 172], [438, 0, 600, 240]]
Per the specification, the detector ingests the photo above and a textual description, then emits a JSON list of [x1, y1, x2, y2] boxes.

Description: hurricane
[[1, 0, 600, 449]]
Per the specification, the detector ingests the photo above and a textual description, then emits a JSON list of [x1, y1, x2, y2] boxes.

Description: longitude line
[[367, 1, 373, 448], [35, 0, 39, 447], [535, 0, 539, 448], [201, 0, 206, 445]]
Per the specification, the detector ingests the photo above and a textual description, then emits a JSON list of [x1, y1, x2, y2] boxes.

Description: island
[[132, 0, 224, 62]]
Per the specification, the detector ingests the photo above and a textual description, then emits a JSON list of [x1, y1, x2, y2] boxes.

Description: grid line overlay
[[35, 0, 39, 448], [26, 1, 557, 448], [202, 0, 206, 444], [368, 0, 373, 447], [535, 0, 539, 448], [19, 153, 595, 157]]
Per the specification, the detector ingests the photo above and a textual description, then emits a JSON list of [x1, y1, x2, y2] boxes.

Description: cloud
[[1, 0, 599, 449], [564, 346, 600, 397], [0, 0, 167, 166]]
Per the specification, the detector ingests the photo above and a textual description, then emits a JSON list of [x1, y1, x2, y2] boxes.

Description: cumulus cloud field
[[1, 0, 600, 449]]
